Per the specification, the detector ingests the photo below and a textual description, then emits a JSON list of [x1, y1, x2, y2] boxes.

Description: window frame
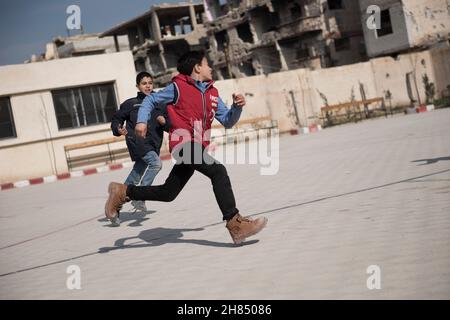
[[0, 96, 17, 140], [51, 82, 119, 131], [375, 9, 394, 38]]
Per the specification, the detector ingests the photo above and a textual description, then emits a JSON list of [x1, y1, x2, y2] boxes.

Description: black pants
[[126, 142, 239, 221]]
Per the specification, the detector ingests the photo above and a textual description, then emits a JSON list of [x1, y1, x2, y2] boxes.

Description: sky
[[0, 0, 184, 66]]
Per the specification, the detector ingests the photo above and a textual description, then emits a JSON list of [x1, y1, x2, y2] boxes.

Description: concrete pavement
[[0, 109, 449, 299]]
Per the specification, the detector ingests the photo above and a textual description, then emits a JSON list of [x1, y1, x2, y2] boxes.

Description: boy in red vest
[[105, 51, 267, 244]]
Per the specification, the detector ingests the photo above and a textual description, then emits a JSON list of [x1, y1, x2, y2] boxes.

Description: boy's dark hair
[[136, 71, 152, 85], [177, 50, 206, 75]]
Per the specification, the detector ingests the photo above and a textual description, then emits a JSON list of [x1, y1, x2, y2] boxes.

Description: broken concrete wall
[[430, 47, 450, 98], [403, 0, 450, 47]]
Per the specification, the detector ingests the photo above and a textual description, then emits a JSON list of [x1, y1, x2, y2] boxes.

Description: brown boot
[[226, 213, 268, 244], [104, 182, 129, 221]]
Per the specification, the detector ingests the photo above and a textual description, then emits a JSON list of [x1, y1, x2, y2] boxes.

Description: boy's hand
[[156, 115, 166, 126], [232, 93, 246, 107], [135, 123, 147, 138], [118, 125, 128, 136]]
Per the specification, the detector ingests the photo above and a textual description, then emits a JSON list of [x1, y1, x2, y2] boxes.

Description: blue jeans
[[124, 151, 162, 187]]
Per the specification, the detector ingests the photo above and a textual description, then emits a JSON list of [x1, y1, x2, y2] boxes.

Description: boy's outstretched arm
[[215, 93, 245, 128], [135, 83, 176, 138]]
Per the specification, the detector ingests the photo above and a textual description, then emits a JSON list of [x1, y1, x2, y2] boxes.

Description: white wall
[[404, 0, 450, 47]]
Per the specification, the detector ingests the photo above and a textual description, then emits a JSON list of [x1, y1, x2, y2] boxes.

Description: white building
[[0, 51, 137, 183]]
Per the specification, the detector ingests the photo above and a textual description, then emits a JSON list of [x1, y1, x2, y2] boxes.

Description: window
[[0, 97, 16, 139], [51, 83, 118, 130], [376, 9, 393, 37], [334, 37, 351, 51], [327, 0, 343, 10], [290, 3, 303, 20], [72, 49, 106, 57], [236, 22, 254, 44], [215, 30, 228, 51]]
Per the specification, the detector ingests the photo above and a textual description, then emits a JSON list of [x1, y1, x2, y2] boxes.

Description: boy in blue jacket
[[110, 72, 170, 225]]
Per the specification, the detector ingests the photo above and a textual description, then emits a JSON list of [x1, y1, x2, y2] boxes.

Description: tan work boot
[[104, 182, 129, 221], [226, 213, 268, 244]]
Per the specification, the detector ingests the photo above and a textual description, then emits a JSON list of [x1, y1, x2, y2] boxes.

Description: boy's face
[[197, 57, 213, 82], [137, 76, 153, 95]]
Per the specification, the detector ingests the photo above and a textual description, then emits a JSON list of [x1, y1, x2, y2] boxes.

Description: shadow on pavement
[[98, 210, 157, 227], [98, 227, 258, 252], [412, 156, 450, 165]]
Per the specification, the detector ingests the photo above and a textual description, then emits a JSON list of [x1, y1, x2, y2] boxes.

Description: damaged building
[[101, 1, 207, 86], [25, 33, 129, 63], [359, 0, 450, 57], [203, 0, 367, 79]]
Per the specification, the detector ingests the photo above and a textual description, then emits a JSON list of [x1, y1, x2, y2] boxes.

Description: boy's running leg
[[132, 151, 162, 212], [193, 147, 268, 244], [105, 164, 194, 221]]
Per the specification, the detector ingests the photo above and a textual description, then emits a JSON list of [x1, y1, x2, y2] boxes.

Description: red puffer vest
[[167, 74, 219, 152]]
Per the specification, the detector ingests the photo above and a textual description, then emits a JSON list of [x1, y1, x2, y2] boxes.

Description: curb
[[1, 153, 173, 192], [416, 104, 435, 113], [289, 124, 323, 135]]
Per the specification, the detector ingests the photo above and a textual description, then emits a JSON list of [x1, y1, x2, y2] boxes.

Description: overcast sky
[[0, 0, 184, 66]]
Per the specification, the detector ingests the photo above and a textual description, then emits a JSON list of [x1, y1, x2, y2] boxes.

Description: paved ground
[[0, 109, 449, 299]]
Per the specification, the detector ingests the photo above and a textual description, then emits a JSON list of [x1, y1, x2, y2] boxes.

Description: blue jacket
[[111, 92, 171, 160]]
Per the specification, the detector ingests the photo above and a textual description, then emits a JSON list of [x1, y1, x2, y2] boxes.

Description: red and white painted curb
[[289, 124, 323, 135], [1, 154, 172, 192], [406, 104, 435, 114], [417, 104, 435, 113]]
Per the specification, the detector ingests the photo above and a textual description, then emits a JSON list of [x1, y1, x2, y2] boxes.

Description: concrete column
[[113, 35, 120, 52], [145, 55, 153, 74], [137, 25, 144, 44], [159, 43, 168, 70], [147, 20, 153, 39], [275, 41, 289, 71], [189, 4, 198, 30], [151, 10, 162, 42]]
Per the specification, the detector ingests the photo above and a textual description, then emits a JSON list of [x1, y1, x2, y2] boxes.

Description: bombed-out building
[[101, 1, 207, 86], [203, 0, 367, 79]]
